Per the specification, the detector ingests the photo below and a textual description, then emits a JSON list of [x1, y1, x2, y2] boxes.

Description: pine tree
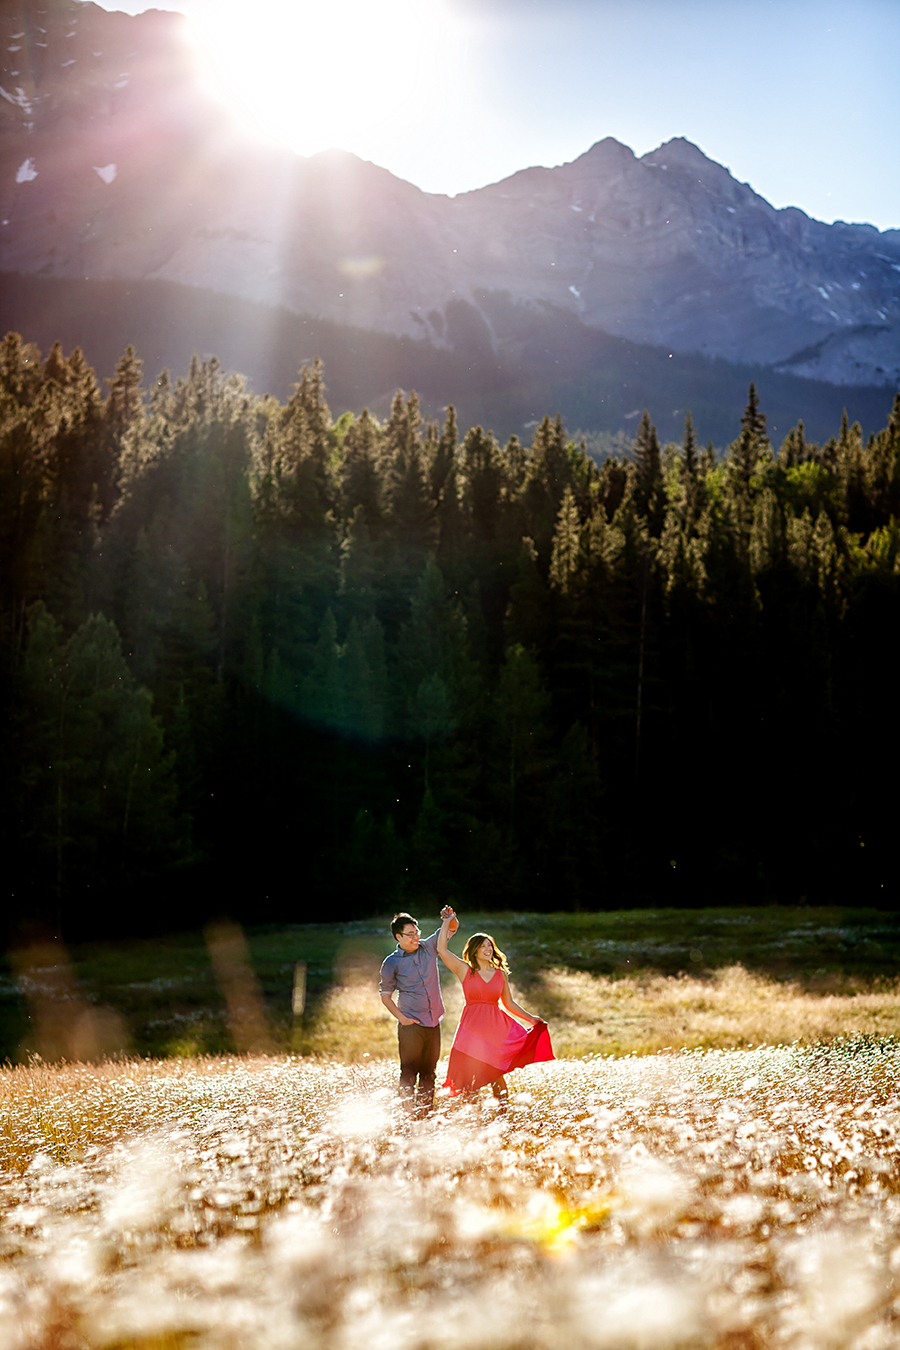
[[105, 345, 144, 445], [14, 604, 179, 922], [748, 486, 785, 577], [839, 408, 851, 455], [501, 434, 528, 497], [494, 643, 550, 834], [549, 486, 583, 593], [251, 376, 336, 637], [461, 424, 505, 546], [731, 382, 769, 486], [338, 505, 379, 622], [632, 410, 665, 534], [595, 457, 630, 522], [383, 388, 421, 466], [680, 410, 706, 521], [701, 439, 717, 476], [839, 416, 867, 532], [429, 404, 458, 506], [0, 332, 43, 405], [741, 381, 767, 441], [288, 358, 331, 472], [407, 672, 456, 790], [0, 361, 51, 628], [682, 410, 698, 480], [864, 395, 900, 525], [505, 536, 552, 651], [337, 808, 405, 911], [778, 423, 803, 470], [263, 388, 331, 534], [545, 721, 602, 909], [341, 616, 386, 741], [382, 392, 434, 587], [395, 559, 468, 709], [522, 414, 571, 559], [434, 444, 464, 585], [410, 786, 451, 893], [303, 608, 340, 729], [16, 343, 108, 626], [339, 408, 383, 529], [362, 615, 388, 738]]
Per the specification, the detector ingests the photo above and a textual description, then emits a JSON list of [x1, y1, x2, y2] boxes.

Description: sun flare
[[186, 0, 468, 167]]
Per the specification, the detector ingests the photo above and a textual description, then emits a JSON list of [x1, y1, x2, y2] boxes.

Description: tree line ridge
[[2, 332, 899, 936]]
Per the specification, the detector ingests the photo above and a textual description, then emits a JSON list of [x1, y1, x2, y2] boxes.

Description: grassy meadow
[[3, 906, 900, 1348], [3, 905, 900, 1063]]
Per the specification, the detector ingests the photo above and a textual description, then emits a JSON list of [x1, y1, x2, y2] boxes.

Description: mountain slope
[[1, 0, 898, 407], [2, 271, 892, 448]]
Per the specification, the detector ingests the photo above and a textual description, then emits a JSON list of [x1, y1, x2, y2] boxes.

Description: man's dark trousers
[[398, 1023, 441, 1117]]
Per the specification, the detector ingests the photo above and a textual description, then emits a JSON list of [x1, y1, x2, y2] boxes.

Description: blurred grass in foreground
[[1, 1043, 900, 1348], [3, 905, 900, 1062]]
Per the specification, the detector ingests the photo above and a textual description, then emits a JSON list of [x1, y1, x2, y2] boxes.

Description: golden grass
[[291, 960, 900, 1063], [534, 964, 900, 1057], [294, 956, 466, 1059], [9, 906, 900, 1062]]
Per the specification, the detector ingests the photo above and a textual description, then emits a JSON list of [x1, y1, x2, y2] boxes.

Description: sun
[[186, 0, 468, 168]]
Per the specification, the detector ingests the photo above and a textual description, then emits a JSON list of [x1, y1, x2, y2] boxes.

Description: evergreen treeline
[[2, 332, 899, 939], [3, 272, 890, 447]]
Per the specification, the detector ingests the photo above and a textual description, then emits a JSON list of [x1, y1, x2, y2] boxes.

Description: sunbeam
[[186, 0, 471, 169]]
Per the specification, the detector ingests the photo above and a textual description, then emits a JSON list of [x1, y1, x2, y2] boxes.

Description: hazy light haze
[[87, 0, 899, 230]]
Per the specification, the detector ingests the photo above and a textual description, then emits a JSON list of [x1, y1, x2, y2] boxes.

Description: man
[[379, 906, 458, 1117]]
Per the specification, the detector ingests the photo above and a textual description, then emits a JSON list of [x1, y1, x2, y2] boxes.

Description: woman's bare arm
[[437, 912, 469, 983], [500, 971, 539, 1024]]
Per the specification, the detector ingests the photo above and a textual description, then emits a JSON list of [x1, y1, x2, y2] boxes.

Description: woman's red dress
[[443, 967, 555, 1094]]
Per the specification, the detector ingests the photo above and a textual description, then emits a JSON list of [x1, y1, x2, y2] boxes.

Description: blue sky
[[91, 0, 900, 230]]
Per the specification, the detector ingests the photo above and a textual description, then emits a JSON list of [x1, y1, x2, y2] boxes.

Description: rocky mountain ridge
[[1, 0, 898, 391]]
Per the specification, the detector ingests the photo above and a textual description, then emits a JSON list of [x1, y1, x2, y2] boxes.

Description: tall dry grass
[[294, 960, 900, 1061], [296, 955, 466, 1059], [533, 964, 900, 1057]]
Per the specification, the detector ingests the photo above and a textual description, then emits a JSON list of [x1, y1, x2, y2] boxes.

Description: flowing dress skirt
[[444, 968, 554, 1094]]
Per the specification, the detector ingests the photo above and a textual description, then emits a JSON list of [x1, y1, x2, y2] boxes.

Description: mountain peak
[[575, 137, 637, 169], [303, 147, 430, 201], [641, 138, 720, 172]]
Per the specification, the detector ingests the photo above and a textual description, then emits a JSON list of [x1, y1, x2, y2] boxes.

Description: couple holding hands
[[379, 905, 554, 1116]]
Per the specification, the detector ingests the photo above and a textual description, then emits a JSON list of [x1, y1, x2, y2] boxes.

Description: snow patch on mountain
[[0, 85, 34, 113]]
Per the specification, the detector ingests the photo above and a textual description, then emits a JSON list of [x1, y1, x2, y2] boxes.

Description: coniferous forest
[[2, 331, 899, 940]]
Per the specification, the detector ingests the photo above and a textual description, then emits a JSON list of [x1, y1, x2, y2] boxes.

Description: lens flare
[[186, 0, 466, 164]]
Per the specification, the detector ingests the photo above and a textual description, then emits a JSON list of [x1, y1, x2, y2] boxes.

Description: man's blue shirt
[[378, 928, 445, 1027]]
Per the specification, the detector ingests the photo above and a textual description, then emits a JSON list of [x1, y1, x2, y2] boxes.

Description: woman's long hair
[[462, 932, 509, 973]]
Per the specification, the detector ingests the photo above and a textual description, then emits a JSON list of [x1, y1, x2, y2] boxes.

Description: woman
[[438, 910, 554, 1101]]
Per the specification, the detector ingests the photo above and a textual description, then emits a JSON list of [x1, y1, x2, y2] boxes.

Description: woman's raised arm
[[437, 911, 469, 982]]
